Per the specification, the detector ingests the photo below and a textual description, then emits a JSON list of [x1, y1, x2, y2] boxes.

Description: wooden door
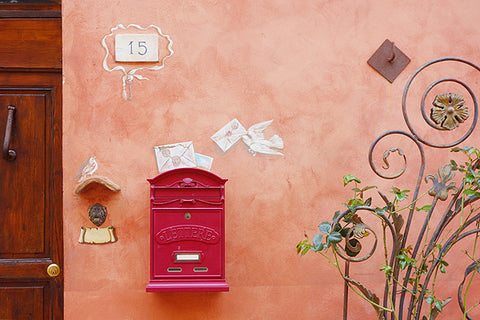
[[0, 3, 63, 319]]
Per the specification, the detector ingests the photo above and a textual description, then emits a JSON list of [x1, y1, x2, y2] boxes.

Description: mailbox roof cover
[[148, 167, 228, 187]]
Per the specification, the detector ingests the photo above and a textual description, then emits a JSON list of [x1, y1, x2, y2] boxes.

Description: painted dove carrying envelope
[[211, 118, 247, 152], [154, 141, 197, 173]]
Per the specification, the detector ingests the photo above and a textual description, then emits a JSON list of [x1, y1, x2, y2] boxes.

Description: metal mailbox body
[[146, 168, 229, 292]]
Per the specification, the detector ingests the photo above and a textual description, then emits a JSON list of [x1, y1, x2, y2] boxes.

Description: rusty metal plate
[[367, 39, 410, 83]]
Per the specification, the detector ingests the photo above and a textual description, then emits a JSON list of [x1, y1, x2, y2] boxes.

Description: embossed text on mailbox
[[155, 225, 220, 244]]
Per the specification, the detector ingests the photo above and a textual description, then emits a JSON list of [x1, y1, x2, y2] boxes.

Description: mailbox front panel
[[153, 208, 222, 278], [146, 168, 228, 292]]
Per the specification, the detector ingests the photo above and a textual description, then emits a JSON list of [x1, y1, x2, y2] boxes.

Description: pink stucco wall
[[63, 1, 480, 319]]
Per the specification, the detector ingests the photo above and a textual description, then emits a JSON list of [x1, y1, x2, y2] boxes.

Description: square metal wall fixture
[[367, 39, 410, 83]]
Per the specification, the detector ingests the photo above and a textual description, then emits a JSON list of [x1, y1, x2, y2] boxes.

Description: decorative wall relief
[[88, 202, 108, 227], [79, 203, 117, 244], [101, 24, 174, 100], [153, 142, 215, 174], [210, 118, 247, 152], [154, 141, 197, 173], [74, 156, 121, 194], [75, 156, 98, 182], [211, 119, 284, 156], [242, 120, 284, 156], [195, 153, 213, 171]]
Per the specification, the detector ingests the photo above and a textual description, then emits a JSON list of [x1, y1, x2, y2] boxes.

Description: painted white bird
[[241, 120, 284, 156], [75, 156, 98, 182]]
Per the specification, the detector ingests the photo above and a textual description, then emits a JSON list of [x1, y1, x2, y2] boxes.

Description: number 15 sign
[[115, 34, 159, 62]]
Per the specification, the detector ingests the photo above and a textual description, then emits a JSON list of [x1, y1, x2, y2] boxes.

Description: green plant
[[298, 147, 480, 320]]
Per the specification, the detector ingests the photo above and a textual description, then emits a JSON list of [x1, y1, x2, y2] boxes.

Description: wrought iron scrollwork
[[340, 58, 480, 320]]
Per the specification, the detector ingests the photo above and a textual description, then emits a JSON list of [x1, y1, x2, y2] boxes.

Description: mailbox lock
[[184, 212, 191, 220]]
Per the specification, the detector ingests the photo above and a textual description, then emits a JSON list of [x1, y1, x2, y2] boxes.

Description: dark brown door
[[0, 3, 63, 319]]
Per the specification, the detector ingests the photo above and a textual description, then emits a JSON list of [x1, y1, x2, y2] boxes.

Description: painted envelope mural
[[212, 119, 284, 156]]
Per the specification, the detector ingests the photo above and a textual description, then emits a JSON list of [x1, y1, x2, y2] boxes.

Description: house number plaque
[[115, 34, 159, 62]]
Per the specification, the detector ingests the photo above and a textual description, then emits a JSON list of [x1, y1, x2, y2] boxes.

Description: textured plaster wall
[[63, 1, 480, 319]]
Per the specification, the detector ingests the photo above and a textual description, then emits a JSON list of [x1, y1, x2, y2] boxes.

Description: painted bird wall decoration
[[75, 156, 98, 182], [241, 120, 284, 156]]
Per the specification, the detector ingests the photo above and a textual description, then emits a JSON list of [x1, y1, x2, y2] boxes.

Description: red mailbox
[[146, 168, 229, 292]]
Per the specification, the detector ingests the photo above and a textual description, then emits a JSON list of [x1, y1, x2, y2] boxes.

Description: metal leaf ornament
[[430, 93, 469, 130], [343, 277, 384, 320], [425, 164, 458, 201]]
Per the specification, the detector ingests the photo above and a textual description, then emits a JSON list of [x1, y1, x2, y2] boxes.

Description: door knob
[[47, 263, 61, 278]]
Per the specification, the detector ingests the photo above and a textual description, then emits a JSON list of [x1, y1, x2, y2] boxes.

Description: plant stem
[[331, 247, 396, 315]]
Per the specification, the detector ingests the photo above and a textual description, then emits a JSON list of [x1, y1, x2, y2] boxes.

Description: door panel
[[0, 283, 46, 319], [0, 76, 62, 318], [0, 91, 50, 256], [0, 19, 61, 69]]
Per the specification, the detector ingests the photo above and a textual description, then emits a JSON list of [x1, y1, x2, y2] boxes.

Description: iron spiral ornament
[[338, 58, 480, 320]]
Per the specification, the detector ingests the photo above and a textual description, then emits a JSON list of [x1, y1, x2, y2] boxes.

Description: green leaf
[[391, 187, 410, 202], [435, 300, 443, 312], [318, 222, 332, 234], [301, 246, 310, 256], [326, 232, 343, 245], [464, 189, 480, 197], [450, 160, 458, 170], [465, 175, 474, 184], [312, 234, 324, 251], [346, 198, 364, 207], [425, 295, 434, 304], [343, 174, 361, 186], [416, 205, 432, 212], [333, 211, 341, 221], [439, 260, 449, 273], [397, 253, 414, 270], [364, 197, 372, 207], [344, 198, 364, 215], [361, 185, 377, 192], [296, 240, 308, 255], [380, 264, 392, 276], [468, 167, 477, 177]]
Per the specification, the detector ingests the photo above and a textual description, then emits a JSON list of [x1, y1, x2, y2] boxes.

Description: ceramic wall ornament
[[73, 156, 121, 194], [101, 24, 174, 100], [78, 203, 117, 244], [211, 119, 284, 156]]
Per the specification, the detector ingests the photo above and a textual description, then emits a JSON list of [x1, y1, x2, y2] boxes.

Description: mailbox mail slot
[[146, 168, 229, 292]]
